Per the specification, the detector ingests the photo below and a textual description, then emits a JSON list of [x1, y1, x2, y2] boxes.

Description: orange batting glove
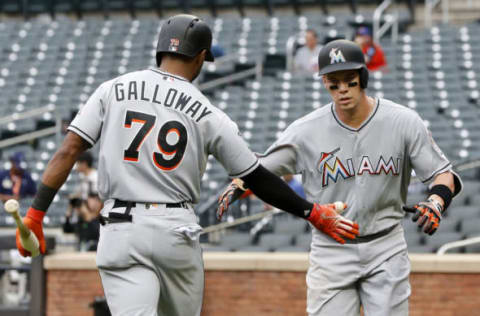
[[16, 207, 46, 257], [307, 203, 359, 244]]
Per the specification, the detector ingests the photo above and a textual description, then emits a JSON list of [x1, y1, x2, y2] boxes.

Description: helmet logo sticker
[[329, 48, 346, 64], [169, 38, 180, 52]]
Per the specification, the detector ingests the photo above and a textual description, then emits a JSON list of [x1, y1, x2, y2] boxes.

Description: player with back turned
[[13, 15, 359, 316], [218, 39, 463, 316]]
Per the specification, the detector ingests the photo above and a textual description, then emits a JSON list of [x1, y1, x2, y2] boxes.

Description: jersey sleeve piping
[[67, 125, 96, 145], [263, 144, 299, 157], [230, 159, 260, 178], [421, 162, 452, 183]]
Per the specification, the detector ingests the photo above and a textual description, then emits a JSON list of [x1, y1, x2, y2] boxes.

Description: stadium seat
[[274, 218, 307, 234], [464, 234, 480, 253], [220, 233, 253, 251], [424, 232, 464, 253], [437, 217, 459, 233], [1, 0, 24, 16], [295, 233, 311, 250], [408, 244, 436, 254], [275, 245, 308, 252], [202, 245, 232, 252], [257, 233, 294, 251], [459, 218, 480, 236], [404, 232, 423, 248], [450, 206, 480, 221]]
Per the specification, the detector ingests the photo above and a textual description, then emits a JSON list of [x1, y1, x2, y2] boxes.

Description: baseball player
[[218, 39, 463, 316], [14, 16, 359, 316]]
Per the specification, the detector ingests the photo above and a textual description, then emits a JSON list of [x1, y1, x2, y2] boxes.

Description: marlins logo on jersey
[[317, 148, 402, 187], [329, 48, 346, 64]]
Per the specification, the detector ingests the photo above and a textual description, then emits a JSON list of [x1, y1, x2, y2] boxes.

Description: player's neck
[[335, 95, 375, 129], [158, 62, 193, 82]]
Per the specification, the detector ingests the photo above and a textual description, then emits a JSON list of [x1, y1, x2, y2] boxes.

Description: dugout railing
[[0, 105, 62, 150]]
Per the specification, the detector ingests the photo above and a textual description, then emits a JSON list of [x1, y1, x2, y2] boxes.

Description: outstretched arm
[[241, 164, 311, 218], [219, 163, 359, 244], [16, 132, 89, 256]]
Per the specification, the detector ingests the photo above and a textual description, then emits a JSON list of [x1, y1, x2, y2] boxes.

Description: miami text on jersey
[[114, 82, 213, 123], [317, 152, 402, 187]]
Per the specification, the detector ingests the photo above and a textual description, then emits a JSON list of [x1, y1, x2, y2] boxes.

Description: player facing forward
[[14, 16, 359, 316], [218, 39, 462, 315]]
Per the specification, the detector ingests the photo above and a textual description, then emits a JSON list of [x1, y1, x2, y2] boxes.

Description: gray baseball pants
[[307, 224, 411, 316], [96, 200, 204, 316]]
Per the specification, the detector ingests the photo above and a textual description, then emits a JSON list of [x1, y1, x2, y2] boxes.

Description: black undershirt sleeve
[[240, 164, 313, 218]]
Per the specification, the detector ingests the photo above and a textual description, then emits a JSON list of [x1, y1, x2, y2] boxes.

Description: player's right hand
[[307, 203, 359, 244], [216, 178, 248, 220], [16, 207, 46, 257]]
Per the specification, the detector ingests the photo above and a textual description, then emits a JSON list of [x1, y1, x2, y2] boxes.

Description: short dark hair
[[77, 152, 93, 168], [306, 29, 318, 38]]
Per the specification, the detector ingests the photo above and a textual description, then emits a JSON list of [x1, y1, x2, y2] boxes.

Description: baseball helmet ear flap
[[359, 66, 369, 89]]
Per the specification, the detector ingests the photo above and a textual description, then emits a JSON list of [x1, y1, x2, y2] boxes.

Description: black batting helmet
[[318, 39, 369, 89], [156, 14, 214, 66]]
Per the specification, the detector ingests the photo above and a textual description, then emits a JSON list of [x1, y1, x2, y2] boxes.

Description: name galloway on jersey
[[317, 151, 402, 187], [114, 81, 213, 123]]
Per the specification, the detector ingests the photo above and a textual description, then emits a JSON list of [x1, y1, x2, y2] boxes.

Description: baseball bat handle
[[5, 201, 40, 257], [16, 213, 40, 258]]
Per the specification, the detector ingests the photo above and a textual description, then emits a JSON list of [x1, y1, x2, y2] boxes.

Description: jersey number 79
[[123, 110, 188, 171]]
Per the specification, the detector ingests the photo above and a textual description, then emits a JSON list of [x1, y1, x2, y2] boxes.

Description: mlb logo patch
[[329, 48, 346, 64], [169, 38, 180, 51]]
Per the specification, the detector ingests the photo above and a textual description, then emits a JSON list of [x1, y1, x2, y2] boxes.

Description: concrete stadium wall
[[44, 253, 480, 316]]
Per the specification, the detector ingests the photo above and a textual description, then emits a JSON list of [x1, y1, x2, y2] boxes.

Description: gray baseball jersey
[[68, 67, 258, 204], [264, 98, 455, 235]]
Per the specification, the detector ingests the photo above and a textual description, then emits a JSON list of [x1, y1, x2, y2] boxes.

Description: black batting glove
[[403, 198, 444, 235]]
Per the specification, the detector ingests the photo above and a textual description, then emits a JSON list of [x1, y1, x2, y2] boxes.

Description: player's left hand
[[216, 178, 249, 220], [403, 199, 444, 235]]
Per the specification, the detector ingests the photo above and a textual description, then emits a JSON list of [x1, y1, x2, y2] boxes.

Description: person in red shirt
[[354, 26, 387, 71]]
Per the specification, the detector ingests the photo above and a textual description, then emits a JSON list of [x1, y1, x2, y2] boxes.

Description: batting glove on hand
[[16, 207, 46, 257], [403, 198, 444, 235], [216, 179, 249, 221], [307, 203, 359, 244]]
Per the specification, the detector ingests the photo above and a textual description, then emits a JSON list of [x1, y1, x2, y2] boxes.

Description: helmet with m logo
[[317, 39, 369, 89]]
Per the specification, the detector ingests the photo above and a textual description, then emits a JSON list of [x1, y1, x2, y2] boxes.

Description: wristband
[[31, 183, 58, 212], [429, 184, 453, 210]]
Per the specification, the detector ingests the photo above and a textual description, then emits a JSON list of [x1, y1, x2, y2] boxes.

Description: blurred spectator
[[354, 26, 387, 72], [283, 174, 305, 199], [0, 152, 36, 202], [294, 29, 322, 75], [63, 152, 102, 251], [211, 44, 225, 58]]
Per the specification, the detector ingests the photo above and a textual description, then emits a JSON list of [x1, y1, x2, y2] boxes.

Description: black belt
[[112, 199, 189, 210], [345, 224, 398, 244], [100, 199, 189, 225]]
